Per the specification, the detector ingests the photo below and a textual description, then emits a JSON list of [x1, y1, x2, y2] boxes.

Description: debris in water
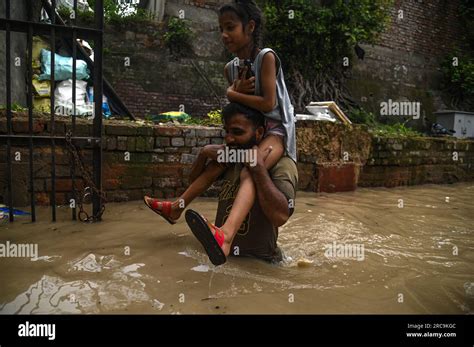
[[153, 299, 165, 310], [31, 255, 62, 262], [191, 264, 210, 273], [297, 258, 314, 267], [464, 282, 474, 296]]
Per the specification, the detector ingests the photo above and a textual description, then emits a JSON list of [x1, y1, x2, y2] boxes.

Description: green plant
[[440, 52, 474, 109], [349, 107, 423, 137], [256, 0, 393, 112], [57, 4, 95, 25], [206, 109, 223, 125], [0, 103, 27, 112], [85, 0, 153, 26], [459, 0, 474, 51], [163, 17, 193, 56], [184, 109, 223, 126], [370, 123, 423, 137], [348, 108, 377, 126]]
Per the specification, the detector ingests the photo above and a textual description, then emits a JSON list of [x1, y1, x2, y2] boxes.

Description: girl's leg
[[145, 160, 226, 220], [219, 135, 284, 255]]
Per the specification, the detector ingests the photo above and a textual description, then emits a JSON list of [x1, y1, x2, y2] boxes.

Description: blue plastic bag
[[87, 87, 112, 118], [39, 49, 90, 81]]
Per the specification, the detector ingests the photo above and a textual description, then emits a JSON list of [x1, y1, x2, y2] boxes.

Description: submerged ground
[[0, 182, 473, 314]]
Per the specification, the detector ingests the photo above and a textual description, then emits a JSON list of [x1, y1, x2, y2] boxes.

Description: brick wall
[[348, 0, 466, 129], [1, 114, 473, 206], [103, 0, 231, 119], [378, 0, 463, 58], [359, 136, 473, 187]]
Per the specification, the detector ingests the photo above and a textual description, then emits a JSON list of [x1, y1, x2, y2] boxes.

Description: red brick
[[154, 126, 182, 137], [317, 163, 358, 193]]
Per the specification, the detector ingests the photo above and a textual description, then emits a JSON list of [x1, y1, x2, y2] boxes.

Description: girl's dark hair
[[222, 102, 265, 128], [219, 0, 264, 59]]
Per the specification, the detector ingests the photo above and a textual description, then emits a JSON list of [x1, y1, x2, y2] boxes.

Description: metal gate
[[0, 0, 104, 223]]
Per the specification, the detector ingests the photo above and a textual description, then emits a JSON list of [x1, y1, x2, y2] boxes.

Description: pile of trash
[[32, 35, 111, 118]]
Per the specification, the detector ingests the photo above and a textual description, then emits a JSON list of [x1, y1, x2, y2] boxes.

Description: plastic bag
[[54, 79, 93, 116], [55, 79, 88, 106], [87, 87, 112, 118], [32, 78, 51, 97], [39, 49, 90, 81]]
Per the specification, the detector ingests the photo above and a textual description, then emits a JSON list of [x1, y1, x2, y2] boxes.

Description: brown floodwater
[[0, 182, 473, 314]]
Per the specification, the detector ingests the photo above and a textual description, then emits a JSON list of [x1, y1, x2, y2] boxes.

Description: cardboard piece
[[308, 101, 352, 125]]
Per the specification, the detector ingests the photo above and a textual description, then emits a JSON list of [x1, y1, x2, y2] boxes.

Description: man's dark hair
[[222, 102, 265, 129]]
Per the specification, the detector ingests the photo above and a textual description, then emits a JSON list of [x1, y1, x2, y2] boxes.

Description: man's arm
[[248, 163, 291, 227]]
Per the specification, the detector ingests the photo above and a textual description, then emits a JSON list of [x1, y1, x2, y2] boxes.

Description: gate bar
[[49, 0, 57, 222], [71, 0, 77, 220], [0, 19, 102, 40], [5, 0, 13, 222], [92, 0, 104, 220], [27, 5, 36, 222]]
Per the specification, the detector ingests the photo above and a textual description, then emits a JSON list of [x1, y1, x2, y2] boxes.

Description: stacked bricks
[[359, 136, 474, 188], [102, 122, 225, 202], [378, 0, 463, 59]]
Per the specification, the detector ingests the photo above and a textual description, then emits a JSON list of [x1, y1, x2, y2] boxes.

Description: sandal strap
[[201, 214, 225, 248], [151, 199, 172, 217], [210, 225, 225, 248]]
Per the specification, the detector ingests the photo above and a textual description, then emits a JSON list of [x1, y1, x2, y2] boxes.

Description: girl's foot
[[143, 196, 184, 224], [184, 209, 230, 266]]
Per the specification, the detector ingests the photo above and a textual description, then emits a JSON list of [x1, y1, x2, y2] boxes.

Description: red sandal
[[143, 196, 177, 225], [185, 209, 226, 266]]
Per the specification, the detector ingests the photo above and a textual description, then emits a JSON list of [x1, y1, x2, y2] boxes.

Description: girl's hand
[[246, 145, 273, 170], [234, 66, 256, 94], [201, 144, 226, 162]]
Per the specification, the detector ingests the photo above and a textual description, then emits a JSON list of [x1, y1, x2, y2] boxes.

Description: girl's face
[[219, 11, 255, 53]]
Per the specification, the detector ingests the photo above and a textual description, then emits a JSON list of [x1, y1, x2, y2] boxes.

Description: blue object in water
[[0, 207, 31, 216]]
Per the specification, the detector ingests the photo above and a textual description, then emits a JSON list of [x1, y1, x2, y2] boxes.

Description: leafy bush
[[349, 107, 423, 137], [259, 0, 392, 76], [163, 17, 193, 56], [440, 52, 474, 108], [82, 0, 153, 26]]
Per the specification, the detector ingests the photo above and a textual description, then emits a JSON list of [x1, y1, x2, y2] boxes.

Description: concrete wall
[[0, 0, 31, 107]]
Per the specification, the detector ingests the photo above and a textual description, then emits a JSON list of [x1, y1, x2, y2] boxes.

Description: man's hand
[[246, 145, 273, 170], [201, 144, 226, 162]]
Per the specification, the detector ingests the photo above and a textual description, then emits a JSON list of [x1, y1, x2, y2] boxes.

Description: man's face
[[223, 113, 264, 149]]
